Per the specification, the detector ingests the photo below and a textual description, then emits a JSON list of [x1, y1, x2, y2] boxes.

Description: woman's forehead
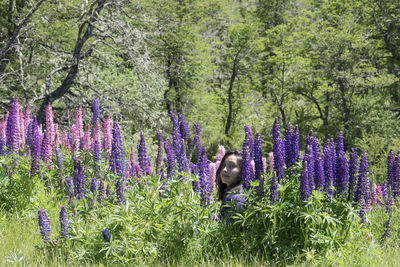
[[225, 154, 239, 162]]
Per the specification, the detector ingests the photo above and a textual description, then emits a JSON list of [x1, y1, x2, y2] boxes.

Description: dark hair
[[216, 149, 242, 201]]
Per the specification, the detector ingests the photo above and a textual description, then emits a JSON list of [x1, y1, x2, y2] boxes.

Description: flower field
[[0, 98, 400, 266]]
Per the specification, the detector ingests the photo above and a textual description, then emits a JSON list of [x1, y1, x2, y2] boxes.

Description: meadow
[[0, 98, 400, 266]]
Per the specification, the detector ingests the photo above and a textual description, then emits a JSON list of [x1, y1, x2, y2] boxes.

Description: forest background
[[1, 0, 400, 184]]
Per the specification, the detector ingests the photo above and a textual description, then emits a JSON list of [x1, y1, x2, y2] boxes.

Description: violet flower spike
[[38, 209, 50, 243], [59, 206, 68, 239]]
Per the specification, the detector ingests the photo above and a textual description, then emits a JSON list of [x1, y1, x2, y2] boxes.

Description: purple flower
[[59, 206, 68, 239], [66, 177, 75, 204], [387, 149, 395, 191], [115, 178, 124, 204], [93, 140, 101, 176], [272, 118, 285, 182], [102, 229, 110, 242], [40, 131, 50, 165], [335, 151, 349, 197], [137, 132, 151, 175], [198, 147, 211, 206], [300, 155, 311, 202], [6, 98, 19, 154], [381, 213, 392, 243], [323, 139, 335, 196], [92, 99, 100, 133], [30, 118, 41, 176], [155, 130, 163, 176], [178, 112, 190, 141], [348, 148, 358, 201], [253, 133, 263, 180], [73, 158, 86, 199], [314, 153, 325, 191], [393, 154, 400, 198], [194, 135, 202, 164], [270, 172, 278, 203], [241, 124, 253, 190], [110, 121, 125, 177], [38, 209, 50, 243], [285, 125, 297, 168], [90, 178, 98, 194], [193, 122, 201, 136], [97, 179, 105, 204], [164, 139, 175, 179]]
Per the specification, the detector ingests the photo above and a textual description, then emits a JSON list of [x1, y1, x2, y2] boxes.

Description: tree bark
[[36, 0, 107, 125]]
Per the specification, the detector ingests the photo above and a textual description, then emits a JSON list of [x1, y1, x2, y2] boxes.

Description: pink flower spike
[[269, 152, 274, 171], [262, 157, 267, 173], [209, 163, 216, 189], [62, 127, 70, 150], [216, 145, 225, 162]]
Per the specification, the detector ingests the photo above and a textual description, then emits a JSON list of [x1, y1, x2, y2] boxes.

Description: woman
[[215, 149, 246, 220]]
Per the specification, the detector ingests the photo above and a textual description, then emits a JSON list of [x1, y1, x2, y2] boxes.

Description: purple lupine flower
[[254, 133, 263, 181], [285, 125, 296, 168], [193, 122, 201, 136], [67, 132, 73, 149], [66, 177, 75, 204], [348, 148, 358, 201], [73, 158, 86, 199], [304, 131, 315, 188], [164, 139, 175, 179], [97, 179, 105, 204], [381, 213, 393, 243], [102, 229, 110, 242], [137, 132, 151, 175], [178, 139, 189, 175], [335, 131, 344, 182], [392, 154, 400, 198], [178, 112, 190, 142], [91, 178, 98, 194], [314, 153, 325, 191], [270, 171, 278, 203], [0, 120, 7, 156], [6, 98, 19, 154], [387, 149, 395, 191], [191, 163, 199, 192], [323, 139, 335, 196], [92, 99, 100, 133], [110, 121, 125, 177], [40, 132, 50, 165], [59, 206, 68, 239], [355, 152, 368, 204], [198, 147, 211, 207], [272, 118, 285, 182], [294, 125, 299, 162], [93, 140, 101, 177], [382, 181, 388, 204], [38, 209, 50, 243], [115, 178, 124, 204], [169, 111, 182, 158], [30, 118, 41, 176], [335, 151, 349, 197], [241, 125, 253, 190], [300, 160, 310, 202], [55, 148, 64, 181], [194, 135, 202, 164], [155, 130, 163, 176], [106, 184, 111, 198]]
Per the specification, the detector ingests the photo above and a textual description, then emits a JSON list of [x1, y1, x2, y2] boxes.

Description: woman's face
[[220, 154, 241, 186]]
